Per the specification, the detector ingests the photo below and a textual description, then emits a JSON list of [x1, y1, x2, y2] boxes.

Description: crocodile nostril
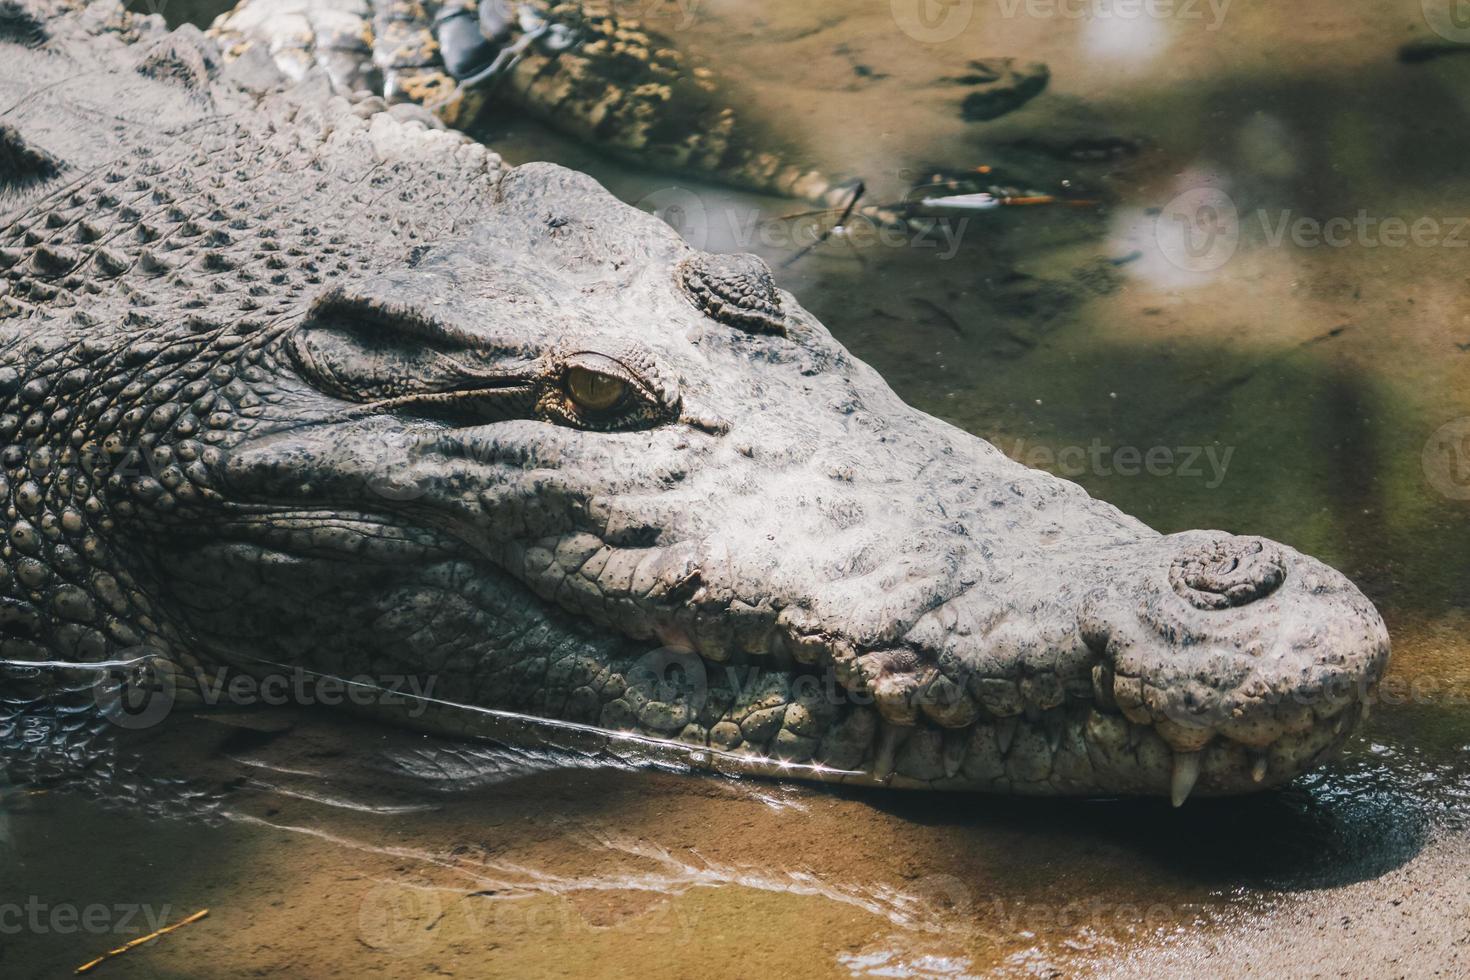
[[1168, 535, 1286, 610]]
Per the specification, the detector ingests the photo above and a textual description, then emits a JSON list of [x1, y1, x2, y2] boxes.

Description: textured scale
[[209, 0, 865, 210]]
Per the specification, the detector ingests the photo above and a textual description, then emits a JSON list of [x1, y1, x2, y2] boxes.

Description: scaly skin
[[206, 0, 1050, 214], [207, 0, 863, 208], [0, 2, 1388, 804]]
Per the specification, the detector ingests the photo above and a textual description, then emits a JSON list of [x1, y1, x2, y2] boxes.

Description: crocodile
[[206, 0, 1053, 212], [0, 1, 1388, 806]]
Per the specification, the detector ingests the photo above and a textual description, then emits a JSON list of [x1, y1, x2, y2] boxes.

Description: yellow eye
[[566, 367, 628, 413]]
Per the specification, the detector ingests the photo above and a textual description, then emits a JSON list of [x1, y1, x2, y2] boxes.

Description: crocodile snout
[[1079, 531, 1390, 802]]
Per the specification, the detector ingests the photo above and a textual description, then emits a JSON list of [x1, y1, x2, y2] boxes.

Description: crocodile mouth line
[[168, 514, 1379, 805], [335, 638, 1370, 805]]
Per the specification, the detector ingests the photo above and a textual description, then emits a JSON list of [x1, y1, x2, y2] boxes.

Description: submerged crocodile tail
[[502, 3, 866, 213], [209, 1, 882, 214]]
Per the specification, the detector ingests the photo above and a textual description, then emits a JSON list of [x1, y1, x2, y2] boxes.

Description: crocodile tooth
[[996, 716, 1019, 755], [942, 729, 967, 779], [872, 724, 906, 782], [1043, 708, 1065, 754], [1250, 754, 1268, 784], [1171, 751, 1202, 808]]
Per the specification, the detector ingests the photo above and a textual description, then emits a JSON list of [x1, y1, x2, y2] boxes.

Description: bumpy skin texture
[[0, 2, 1388, 803], [206, 0, 1050, 214], [207, 0, 868, 210]]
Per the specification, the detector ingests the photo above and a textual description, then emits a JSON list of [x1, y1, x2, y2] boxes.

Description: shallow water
[[5, 1, 1470, 976]]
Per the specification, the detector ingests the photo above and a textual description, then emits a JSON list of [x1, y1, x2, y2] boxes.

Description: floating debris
[[75, 908, 210, 975]]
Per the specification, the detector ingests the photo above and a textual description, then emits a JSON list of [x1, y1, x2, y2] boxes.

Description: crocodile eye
[[539, 352, 674, 432], [566, 366, 629, 414]]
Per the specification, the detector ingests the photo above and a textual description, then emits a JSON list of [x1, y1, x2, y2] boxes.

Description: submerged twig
[[781, 181, 866, 268], [75, 908, 210, 975]]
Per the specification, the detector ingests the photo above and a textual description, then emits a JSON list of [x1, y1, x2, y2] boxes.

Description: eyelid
[[305, 289, 512, 352]]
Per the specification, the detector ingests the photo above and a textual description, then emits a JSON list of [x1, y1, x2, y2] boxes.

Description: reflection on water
[[6, 0, 1470, 976]]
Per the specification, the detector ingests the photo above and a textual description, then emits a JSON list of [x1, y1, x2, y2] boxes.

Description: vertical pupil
[[569, 369, 625, 410]]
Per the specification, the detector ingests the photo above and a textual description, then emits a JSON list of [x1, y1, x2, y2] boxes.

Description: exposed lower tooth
[[1043, 708, 1065, 754], [873, 725, 906, 782], [1251, 754, 1268, 783], [942, 729, 967, 779], [1171, 750, 1202, 808], [996, 716, 1019, 755]]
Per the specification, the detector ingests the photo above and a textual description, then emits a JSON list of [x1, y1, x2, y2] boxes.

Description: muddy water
[[5, 1, 1470, 977]]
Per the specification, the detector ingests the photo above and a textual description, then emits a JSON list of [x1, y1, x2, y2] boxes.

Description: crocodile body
[[208, 0, 869, 211], [207, 0, 1052, 213], [0, 1, 1388, 804]]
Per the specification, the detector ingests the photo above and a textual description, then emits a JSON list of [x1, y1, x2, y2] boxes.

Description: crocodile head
[[120, 163, 1384, 803]]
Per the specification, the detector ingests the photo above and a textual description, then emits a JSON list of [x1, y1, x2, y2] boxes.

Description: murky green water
[[4, 1, 1470, 976]]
